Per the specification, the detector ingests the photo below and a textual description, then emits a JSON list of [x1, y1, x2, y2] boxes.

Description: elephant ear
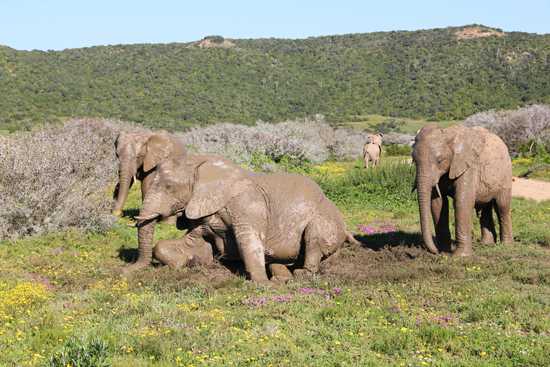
[[449, 127, 485, 179], [143, 135, 173, 172], [186, 158, 251, 219]]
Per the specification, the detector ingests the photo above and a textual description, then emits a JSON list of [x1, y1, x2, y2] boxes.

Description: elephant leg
[[154, 230, 213, 269], [295, 218, 339, 277], [479, 202, 497, 244], [431, 194, 452, 252], [452, 189, 475, 257], [233, 228, 269, 283], [496, 189, 513, 244], [269, 263, 293, 283]]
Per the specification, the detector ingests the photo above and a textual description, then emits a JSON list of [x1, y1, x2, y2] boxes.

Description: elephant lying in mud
[[112, 132, 186, 218], [413, 124, 513, 256], [363, 133, 383, 168], [126, 154, 358, 283]]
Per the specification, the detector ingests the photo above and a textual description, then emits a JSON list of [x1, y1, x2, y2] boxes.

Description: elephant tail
[[345, 231, 361, 246]]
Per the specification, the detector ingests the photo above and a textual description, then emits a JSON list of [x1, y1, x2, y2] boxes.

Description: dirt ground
[[512, 177, 550, 202]]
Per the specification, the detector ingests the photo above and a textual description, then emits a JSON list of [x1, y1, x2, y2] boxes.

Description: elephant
[[363, 133, 383, 168], [412, 124, 513, 257], [112, 132, 187, 218], [128, 153, 358, 282]]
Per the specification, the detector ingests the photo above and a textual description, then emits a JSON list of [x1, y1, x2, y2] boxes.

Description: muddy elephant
[[112, 132, 186, 217], [128, 154, 358, 283], [363, 133, 383, 168], [413, 124, 513, 256]]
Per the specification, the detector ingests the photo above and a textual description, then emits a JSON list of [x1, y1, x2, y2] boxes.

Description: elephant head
[[367, 133, 383, 146], [412, 124, 484, 253], [112, 132, 186, 216], [128, 154, 249, 270]]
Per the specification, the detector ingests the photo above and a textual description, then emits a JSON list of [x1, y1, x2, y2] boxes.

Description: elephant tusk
[[435, 183, 442, 198]]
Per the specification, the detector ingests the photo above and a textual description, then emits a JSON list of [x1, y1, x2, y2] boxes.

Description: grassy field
[[1, 158, 549, 366], [337, 115, 456, 134]]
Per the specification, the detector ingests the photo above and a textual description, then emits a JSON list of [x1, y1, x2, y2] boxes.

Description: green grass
[[512, 157, 550, 182], [338, 114, 456, 134], [1, 159, 549, 366]]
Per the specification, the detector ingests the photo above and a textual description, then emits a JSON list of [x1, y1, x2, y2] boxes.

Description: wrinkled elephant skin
[[128, 154, 356, 283], [412, 124, 513, 256], [113, 132, 186, 217]]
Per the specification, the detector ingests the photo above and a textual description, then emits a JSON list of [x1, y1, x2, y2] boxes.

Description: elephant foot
[[154, 239, 214, 269], [293, 268, 315, 279], [480, 237, 495, 245], [269, 264, 293, 283], [452, 246, 473, 257]]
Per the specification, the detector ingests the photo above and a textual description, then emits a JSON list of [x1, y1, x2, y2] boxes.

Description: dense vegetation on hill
[[1, 25, 549, 131]]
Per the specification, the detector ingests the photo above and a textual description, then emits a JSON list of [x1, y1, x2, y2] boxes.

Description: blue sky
[[1, 0, 549, 50]]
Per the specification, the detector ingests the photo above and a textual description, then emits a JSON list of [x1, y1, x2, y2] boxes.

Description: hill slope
[[1, 25, 549, 130]]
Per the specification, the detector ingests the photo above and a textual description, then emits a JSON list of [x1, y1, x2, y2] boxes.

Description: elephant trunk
[[113, 161, 135, 216], [135, 218, 155, 266], [417, 173, 439, 254]]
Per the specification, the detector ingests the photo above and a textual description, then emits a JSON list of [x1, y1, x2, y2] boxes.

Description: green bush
[[384, 144, 412, 157], [315, 161, 416, 211], [48, 337, 111, 367]]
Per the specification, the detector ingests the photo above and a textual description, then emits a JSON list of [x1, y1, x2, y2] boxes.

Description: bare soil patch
[[512, 177, 550, 202], [455, 26, 504, 40]]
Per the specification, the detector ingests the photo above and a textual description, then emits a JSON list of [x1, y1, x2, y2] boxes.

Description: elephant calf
[[129, 154, 357, 283], [363, 133, 383, 168], [413, 124, 513, 256]]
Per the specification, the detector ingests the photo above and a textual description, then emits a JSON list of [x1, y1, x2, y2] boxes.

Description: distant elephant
[[413, 124, 513, 256], [112, 132, 186, 217], [363, 133, 383, 168], [128, 154, 358, 283]]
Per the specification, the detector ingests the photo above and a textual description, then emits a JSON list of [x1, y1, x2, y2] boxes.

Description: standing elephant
[[112, 132, 186, 217], [128, 154, 358, 282], [413, 124, 513, 256], [363, 133, 383, 168]]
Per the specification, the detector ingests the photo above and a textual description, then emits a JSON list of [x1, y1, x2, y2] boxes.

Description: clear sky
[[1, 0, 549, 50]]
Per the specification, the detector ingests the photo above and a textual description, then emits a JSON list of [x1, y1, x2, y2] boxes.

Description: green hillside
[[1, 25, 549, 131]]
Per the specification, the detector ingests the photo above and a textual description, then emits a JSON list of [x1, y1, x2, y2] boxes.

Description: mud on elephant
[[127, 154, 358, 283], [112, 132, 187, 218], [412, 124, 513, 256]]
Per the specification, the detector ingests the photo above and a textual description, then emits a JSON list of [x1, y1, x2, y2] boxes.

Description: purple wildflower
[[271, 294, 293, 303], [243, 296, 268, 307]]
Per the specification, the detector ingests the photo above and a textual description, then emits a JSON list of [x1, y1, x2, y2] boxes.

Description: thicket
[[180, 115, 375, 163], [464, 104, 550, 157], [1, 25, 549, 131], [0, 119, 129, 240]]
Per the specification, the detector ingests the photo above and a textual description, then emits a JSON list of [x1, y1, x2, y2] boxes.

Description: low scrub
[[0, 119, 131, 240], [180, 115, 402, 163], [464, 104, 550, 156]]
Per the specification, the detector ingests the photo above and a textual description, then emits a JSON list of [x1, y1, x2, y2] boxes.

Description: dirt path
[[512, 177, 550, 202]]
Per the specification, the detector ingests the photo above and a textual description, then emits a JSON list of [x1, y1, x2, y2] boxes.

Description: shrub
[[330, 128, 370, 160], [180, 115, 415, 164], [464, 104, 550, 155], [315, 161, 416, 211], [48, 337, 111, 367], [180, 115, 335, 164], [385, 144, 412, 157], [0, 118, 137, 240]]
